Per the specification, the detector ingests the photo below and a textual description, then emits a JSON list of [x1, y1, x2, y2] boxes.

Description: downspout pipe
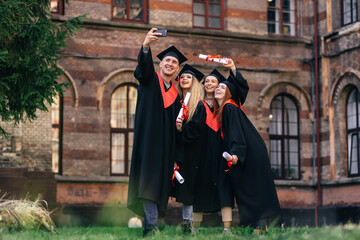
[[313, 0, 321, 227]]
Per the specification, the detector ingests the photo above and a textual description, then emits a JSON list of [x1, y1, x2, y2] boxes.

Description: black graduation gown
[[174, 101, 206, 206], [193, 102, 222, 213], [127, 46, 180, 218], [219, 103, 280, 225]]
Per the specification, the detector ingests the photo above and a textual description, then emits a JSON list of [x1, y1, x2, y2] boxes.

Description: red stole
[[220, 99, 243, 139], [156, 71, 178, 108], [203, 101, 220, 132]]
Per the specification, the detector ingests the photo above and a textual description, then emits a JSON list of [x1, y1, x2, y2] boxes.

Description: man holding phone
[[127, 28, 187, 237]]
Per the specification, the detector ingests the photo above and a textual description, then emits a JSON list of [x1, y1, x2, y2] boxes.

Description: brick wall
[[0, 122, 22, 167], [0, 109, 52, 171], [66, 0, 111, 21], [21, 108, 52, 171]]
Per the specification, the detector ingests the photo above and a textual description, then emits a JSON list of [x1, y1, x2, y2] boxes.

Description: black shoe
[[142, 227, 158, 238], [158, 220, 166, 231], [182, 220, 192, 234]]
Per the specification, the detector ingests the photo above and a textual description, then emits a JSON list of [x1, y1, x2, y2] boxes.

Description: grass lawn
[[1, 225, 360, 240]]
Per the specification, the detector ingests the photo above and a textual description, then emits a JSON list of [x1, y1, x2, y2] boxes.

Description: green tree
[[0, 0, 84, 137]]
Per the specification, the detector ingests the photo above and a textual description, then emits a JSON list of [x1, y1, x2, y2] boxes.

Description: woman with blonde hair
[[173, 64, 205, 233]]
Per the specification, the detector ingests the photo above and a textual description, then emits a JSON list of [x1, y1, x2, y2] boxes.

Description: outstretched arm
[[223, 58, 249, 105], [134, 28, 163, 85]]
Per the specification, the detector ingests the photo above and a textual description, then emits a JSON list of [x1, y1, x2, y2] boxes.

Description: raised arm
[[223, 58, 249, 105], [134, 28, 163, 85]]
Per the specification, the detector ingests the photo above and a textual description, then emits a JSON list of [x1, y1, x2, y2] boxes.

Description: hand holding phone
[[154, 29, 167, 37]]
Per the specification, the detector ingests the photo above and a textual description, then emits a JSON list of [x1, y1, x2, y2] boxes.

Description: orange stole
[[156, 71, 178, 108], [223, 99, 243, 110], [203, 101, 219, 132]]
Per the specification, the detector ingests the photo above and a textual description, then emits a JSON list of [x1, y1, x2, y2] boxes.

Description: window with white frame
[[51, 93, 63, 174], [110, 84, 137, 175], [269, 94, 300, 179], [268, 0, 296, 36], [347, 88, 360, 177]]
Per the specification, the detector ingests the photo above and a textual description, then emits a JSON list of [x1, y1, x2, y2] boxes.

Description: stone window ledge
[[275, 177, 360, 188], [323, 21, 360, 40], [322, 177, 360, 187], [55, 174, 129, 183], [275, 180, 315, 188], [51, 15, 312, 45]]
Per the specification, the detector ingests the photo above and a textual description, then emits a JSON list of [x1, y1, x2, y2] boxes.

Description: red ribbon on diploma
[[172, 166, 180, 186], [206, 55, 222, 61], [225, 157, 233, 172], [180, 100, 189, 121]]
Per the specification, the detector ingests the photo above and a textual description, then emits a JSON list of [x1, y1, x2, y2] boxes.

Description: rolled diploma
[[177, 92, 191, 121], [199, 54, 228, 64], [175, 170, 185, 184], [222, 152, 233, 161]]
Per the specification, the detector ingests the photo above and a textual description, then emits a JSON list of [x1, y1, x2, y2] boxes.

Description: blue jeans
[[182, 204, 193, 222], [143, 199, 158, 230]]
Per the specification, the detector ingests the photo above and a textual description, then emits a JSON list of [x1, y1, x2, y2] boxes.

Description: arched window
[[51, 93, 63, 174], [347, 88, 360, 177], [268, 0, 296, 35], [269, 94, 300, 179], [110, 83, 137, 176]]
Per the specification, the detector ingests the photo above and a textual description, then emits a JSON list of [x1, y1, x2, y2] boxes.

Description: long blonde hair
[[179, 76, 204, 122]]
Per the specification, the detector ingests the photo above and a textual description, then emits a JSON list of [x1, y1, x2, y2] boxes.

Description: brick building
[[1, 0, 359, 226]]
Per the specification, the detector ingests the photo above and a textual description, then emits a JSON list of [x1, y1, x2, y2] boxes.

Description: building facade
[[1, 0, 359, 226]]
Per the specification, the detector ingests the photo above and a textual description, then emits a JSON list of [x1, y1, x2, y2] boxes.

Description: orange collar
[[203, 101, 219, 132], [156, 71, 178, 108]]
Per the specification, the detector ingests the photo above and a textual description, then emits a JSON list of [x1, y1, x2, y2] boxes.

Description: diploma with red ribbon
[[172, 166, 185, 186], [223, 152, 234, 172], [199, 54, 228, 64], [177, 92, 191, 122]]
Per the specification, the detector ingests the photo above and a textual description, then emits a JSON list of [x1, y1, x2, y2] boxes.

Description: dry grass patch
[[0, 195, 55, 232]]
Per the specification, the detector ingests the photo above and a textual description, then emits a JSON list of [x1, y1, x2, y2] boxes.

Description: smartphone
[[154, 29, 167, 37]]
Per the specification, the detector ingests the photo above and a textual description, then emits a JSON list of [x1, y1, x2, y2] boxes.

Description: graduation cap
[[157, 46, 187, 65], [178, 64, 205, 82], [204, 69, 226, 84]]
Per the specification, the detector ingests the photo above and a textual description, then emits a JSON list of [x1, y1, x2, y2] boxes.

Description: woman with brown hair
[[214, 62, 280, 232]]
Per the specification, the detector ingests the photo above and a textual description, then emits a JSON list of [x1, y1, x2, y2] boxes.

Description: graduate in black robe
[[173, 64, 205, 233], [192, 69, 226, 231], [215, 60, 280, 231], [127, 28, 187, 236]]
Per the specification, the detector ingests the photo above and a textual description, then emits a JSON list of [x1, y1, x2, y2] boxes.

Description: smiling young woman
[[173, 64, 205, 233]]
